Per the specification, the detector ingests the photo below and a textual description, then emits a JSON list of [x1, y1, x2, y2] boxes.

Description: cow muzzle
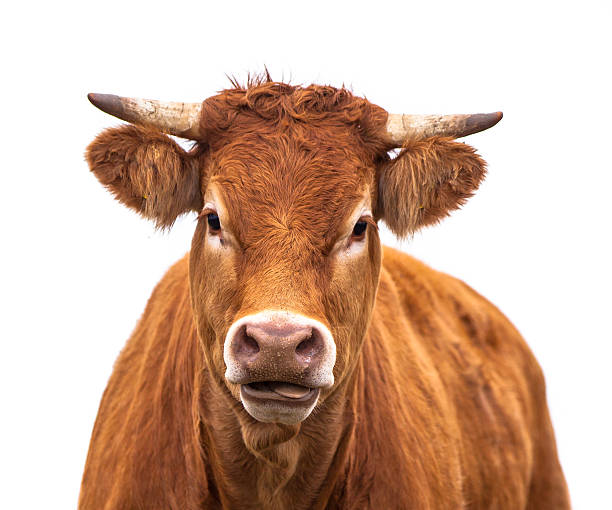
[[223, 311, 336, 424]]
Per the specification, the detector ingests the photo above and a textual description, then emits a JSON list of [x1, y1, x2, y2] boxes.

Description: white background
[[1, 1, 610, 508]]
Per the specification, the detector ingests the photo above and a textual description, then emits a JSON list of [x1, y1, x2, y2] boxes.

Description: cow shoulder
[[380, 245, 541, 379], [375, 246, 545, 507]]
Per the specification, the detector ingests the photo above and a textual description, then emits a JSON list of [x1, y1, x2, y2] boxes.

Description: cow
[[79, 77, 570, 509]]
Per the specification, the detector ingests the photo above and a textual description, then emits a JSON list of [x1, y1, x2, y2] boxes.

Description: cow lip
[[241, 381, 319, 403]]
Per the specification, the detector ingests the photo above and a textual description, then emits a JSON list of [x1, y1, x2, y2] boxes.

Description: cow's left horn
[[88, 93, 202, 140], [384, 112, 503, 145]]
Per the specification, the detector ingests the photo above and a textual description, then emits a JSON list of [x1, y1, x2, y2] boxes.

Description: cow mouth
[[241, 381, 318, 403], [239, 381, 321, 424]]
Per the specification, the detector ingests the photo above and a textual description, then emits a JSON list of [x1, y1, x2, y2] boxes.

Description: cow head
[[86, 79, 499, 426]]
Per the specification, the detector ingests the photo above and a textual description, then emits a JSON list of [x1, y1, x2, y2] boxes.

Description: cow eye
[[207, 213, 221, 232], [352, 220, 367, 238]]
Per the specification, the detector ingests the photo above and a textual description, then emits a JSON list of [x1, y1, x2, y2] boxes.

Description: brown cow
[[79, 77, 570, 509]]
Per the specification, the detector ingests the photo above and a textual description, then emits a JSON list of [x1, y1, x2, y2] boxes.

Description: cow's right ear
[[86, 125, 203, 229]]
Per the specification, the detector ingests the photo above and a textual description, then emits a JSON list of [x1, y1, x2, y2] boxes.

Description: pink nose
[[225, 315, 332, 386], [235, 322, 324, 364]]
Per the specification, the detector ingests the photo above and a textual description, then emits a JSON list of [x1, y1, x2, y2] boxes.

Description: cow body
[[80, 249, 568, 509], [80, 79, 569, 509]]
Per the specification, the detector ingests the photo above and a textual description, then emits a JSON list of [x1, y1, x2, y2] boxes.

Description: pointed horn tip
[[475, 111, 503, 125], [87, 93, 124, 117], [493, 111, 503, 124], [484, 111, 503, 130], [463, 111, 504, 137], [477, 110, 503, 130], [87, 92, 99, 104]]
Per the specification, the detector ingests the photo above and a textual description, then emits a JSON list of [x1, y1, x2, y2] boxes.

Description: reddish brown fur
[[86, 125, 203, 228], [379, 138, 487, 236], [80, 79, 570, 509]]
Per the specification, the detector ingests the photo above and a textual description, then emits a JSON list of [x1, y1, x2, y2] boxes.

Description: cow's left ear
[[86, 124, 203, 229], [376, 137, 487, 236]]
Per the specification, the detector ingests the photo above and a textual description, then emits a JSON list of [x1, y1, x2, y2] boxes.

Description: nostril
[[235, 327, 260, 359], [243, 335, 260, 355], [295, 332, 323, 362]]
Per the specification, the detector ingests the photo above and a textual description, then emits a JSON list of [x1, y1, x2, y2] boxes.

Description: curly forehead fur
[[209, 136, 370, 251], [198, 76, 390, 158], [197, 77, 391, 250]]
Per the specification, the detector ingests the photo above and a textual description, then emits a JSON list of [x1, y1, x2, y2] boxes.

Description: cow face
[[86, 82, 487, 425], [188, 128, 383, 425]]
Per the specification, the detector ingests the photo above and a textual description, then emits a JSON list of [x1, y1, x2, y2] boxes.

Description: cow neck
[[199, 369, 359, 510]]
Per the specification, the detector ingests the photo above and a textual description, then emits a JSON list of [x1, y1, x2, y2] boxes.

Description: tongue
[[270, 382, 311, 399]]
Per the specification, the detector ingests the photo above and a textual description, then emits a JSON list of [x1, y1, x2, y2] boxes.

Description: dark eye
[[352, 220, 367, 238], [207, 213, 221, 232]]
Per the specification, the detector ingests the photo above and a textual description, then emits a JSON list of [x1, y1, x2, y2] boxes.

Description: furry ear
[[377, 137, 487, 236], [86, 125, 203, 229]]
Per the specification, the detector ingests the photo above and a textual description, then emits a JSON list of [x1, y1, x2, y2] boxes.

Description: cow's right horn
[[87, 93, 203, 140]]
